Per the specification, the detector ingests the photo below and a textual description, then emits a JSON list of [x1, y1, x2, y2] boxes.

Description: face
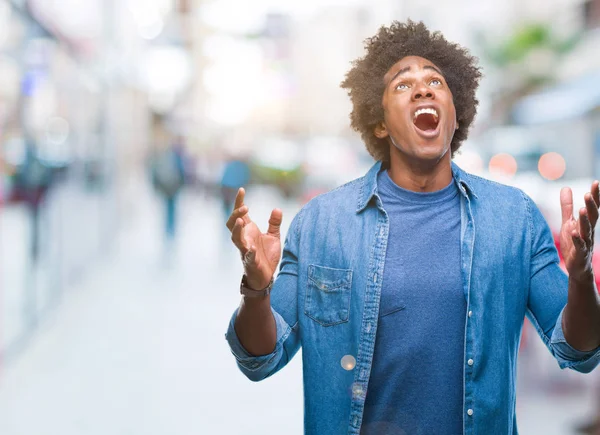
[[375, 56, 457, 164]]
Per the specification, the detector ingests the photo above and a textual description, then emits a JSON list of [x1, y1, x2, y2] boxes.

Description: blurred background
[[0, 0, 598, 433]]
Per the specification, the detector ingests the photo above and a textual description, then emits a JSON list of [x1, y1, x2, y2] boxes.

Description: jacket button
[[341, 355, 356, 371], [468, 311, 472, 317], [468, 359, 474, 366], [467, 409, 474, 416]]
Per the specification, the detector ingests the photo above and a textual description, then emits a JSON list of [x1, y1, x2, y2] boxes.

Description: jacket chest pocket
[[304, 265, 353, 326]]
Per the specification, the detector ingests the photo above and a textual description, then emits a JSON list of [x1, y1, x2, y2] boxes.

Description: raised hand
[[559, 181, 600, 283], [226, 188, 283, 290]]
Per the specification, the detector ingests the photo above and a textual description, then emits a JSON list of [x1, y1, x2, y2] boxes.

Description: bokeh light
[[488, 153, 518, 178], [538, 152, 566, 181]]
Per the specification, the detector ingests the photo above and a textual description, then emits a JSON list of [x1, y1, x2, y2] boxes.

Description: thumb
[[560, 187, 574, 225], [267, 208, 283, 237]]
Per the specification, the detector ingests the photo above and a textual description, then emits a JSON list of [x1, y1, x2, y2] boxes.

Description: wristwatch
[[240, 275, 274, 298]]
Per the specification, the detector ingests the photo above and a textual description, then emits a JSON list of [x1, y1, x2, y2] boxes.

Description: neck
[[386, 149, 453, 193]]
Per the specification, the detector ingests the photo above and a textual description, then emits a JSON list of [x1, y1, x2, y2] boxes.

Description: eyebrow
[[387, 65, 444, 85]]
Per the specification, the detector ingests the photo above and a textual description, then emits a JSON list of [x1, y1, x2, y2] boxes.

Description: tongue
[[414, 113, 438, 131]]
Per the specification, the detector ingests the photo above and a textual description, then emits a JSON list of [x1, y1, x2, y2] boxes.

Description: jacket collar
[[356, 160, 477, 213]]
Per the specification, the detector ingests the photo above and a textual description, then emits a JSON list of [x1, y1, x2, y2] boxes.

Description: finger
[[267, 209, 283, 237], [560, 187, 574, 224], [579, 208, 593, 247], [593, 180, 600, 210], [585, 192, 599, 229], [572, 229, 586, 251], [231, 218, 249, 253], [226, 205, 249, 231], [233, 188, 246, 211]]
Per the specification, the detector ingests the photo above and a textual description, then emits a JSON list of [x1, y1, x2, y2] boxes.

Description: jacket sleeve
[[225, 208, 303, 381], [525, 195, 600, 373]]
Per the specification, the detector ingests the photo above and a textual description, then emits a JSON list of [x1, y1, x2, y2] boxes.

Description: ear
[[374, 122, 389, 139]]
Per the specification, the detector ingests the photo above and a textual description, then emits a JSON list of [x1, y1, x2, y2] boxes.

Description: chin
[[414, 143, 449, 161]]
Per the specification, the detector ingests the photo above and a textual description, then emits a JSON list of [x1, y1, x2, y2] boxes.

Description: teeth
[[414, 107, 438, 119]]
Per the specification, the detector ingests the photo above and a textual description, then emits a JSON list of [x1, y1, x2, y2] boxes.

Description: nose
[[412, 83, 434, 101]]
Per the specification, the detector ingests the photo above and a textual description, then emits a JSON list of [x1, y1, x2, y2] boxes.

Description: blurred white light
[[133, 8, 161, 27], [198, 0, 365, 22], [206, 97, 251, 126], [199, 2, 265, 33], [204, 70, 267, 126], [203, 41, 263, 92], [0, 2, 11, 45], [142, 47, 191, 94], [203, 41, 268, 125], [252, 138, 302, 171], [203, 35, 244, 60], [0, 55, 21, 99], [453, 149, 484, 175], [45, 116, 70, 145], [128, 0, 172, 17], [29, 0, 102, 39], [138, 19, 164, 40], [148, 92, 176, 113], [28, 82, 58, 132]]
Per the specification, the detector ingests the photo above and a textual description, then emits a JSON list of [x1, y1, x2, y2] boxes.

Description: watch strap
[[240, 275, 274, 298]]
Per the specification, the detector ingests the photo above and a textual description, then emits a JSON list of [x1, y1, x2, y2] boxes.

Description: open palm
[[226, 188, 283, 290], [559, 182, 600, 282]]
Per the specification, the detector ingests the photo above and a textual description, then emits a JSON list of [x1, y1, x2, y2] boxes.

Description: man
[[224, 20, 600, 434], [151, 135, 187, 244]]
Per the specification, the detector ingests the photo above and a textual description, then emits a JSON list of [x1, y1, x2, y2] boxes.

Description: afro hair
[[341, 20, 482, 163]]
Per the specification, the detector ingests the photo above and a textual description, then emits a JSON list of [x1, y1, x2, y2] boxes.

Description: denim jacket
[[226, 161, 600, 435]]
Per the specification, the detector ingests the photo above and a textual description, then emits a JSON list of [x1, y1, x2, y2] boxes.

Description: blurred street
[[0, 185, 595, 435], [0, 184, 306, 435]]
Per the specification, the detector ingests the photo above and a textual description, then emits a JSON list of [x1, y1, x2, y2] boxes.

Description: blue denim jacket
[[226, 161, 600, 435]]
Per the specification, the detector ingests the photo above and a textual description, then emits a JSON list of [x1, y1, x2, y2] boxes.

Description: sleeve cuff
[[225, 306, 292, 372], [550, 307, 600, 373]]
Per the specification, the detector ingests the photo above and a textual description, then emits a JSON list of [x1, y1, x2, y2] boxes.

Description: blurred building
[[0, 0, 187, 360]]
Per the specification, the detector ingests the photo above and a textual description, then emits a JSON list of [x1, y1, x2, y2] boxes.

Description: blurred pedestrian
[[151, 135, 186, 246], [222, 20, 600, 434], [219, 155, 250, 217], [13, 141, 53, 262]]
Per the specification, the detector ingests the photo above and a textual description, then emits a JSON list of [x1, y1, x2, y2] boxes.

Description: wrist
[[240, 274, 274, 298], [569, 270, 595, 286], [244, 273, 273, 291]]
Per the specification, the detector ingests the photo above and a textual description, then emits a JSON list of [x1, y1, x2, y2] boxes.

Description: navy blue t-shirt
[[361, 169, 466, 435]]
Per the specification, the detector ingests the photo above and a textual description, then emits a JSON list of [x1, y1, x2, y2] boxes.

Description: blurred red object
[[553, 231, 600, 290]]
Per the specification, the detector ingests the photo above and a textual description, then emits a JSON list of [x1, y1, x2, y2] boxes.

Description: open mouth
[[413, 107, 439, 133]]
